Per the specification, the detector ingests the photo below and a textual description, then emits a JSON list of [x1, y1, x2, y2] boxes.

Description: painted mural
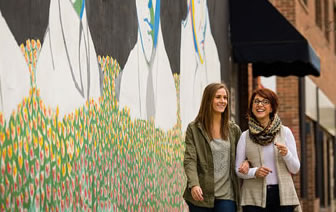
[[0, 11, 30, 122], [0, 0, 226, 211], [36, 0, 102, 118], [180, 0, 221, 132], [118, 0, 178, 131]]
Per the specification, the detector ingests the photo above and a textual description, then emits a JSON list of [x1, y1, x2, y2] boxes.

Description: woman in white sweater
[[235, 88, 301, 212]]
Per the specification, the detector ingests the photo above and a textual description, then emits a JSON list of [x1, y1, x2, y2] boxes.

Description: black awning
[[229, 0, 320, 77]]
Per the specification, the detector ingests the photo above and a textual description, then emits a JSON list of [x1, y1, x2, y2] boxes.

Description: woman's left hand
[[274, 142, 288, 156], [238, 160, 250, 174]]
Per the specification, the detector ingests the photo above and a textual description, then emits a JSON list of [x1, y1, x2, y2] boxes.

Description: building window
[[324, 0, 330, 41], [315, 126, 332, 207], [316, 0, 323, 28], [301, 118, 313, 198], [315, 126, 325, 206], [327, 136, 331, 206]]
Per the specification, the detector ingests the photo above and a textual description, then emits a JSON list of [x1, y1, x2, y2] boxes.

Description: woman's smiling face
[[212, 88, 227, 114], [252, 94, 272, 123]]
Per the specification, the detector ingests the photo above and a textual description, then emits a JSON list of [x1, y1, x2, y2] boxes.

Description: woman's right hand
[[191, 186, 204, 201], [255, 166, 272, 178], [238, 160, 250, 174]]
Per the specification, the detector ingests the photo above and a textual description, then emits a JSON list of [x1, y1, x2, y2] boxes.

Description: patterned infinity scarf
[[248, 114, 282, 146]]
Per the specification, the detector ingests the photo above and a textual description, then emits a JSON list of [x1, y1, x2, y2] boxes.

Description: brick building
[[229, 0, 336, 211]]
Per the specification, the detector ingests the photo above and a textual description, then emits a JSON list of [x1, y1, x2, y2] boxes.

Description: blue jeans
[[187, 199, 236, 212]]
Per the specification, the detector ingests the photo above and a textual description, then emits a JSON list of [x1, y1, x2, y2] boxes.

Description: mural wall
[[0, 0, 230, 210]]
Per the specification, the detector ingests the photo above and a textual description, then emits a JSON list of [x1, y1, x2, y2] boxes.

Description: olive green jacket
[[183, 120, 242, 209]]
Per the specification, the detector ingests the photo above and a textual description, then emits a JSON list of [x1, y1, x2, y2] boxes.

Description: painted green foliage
[[0, 40, 187, 211]]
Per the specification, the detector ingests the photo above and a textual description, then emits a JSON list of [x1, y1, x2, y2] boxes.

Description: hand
[[274, 142, 288, 156], [255, 166, 272, 178], [238, 160, 250, 174], [191, 186, 204, 201]]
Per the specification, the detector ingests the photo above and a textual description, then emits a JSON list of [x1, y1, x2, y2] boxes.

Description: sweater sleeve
[[235, 131, 258, 179], [282, 127, 300, 174], [183, 124, 199, 189]]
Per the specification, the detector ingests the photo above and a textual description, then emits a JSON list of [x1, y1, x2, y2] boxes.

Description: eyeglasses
[[253, 99, 270, 106]]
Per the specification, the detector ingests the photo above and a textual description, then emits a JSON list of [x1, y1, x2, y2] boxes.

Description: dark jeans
[[242, 185, 295, 212], [187, 199, 236, 212]]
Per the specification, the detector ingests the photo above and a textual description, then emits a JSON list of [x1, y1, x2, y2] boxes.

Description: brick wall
[[273, 0, 336, 105], [270, 0, 296, 24], [295, 0, 336, 105]]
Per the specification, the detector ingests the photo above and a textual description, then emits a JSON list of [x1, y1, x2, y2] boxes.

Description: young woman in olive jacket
[[183, 83, 247, 211]]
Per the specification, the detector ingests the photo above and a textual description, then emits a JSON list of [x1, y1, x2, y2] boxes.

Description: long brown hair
[[195, 83, 230, 140]]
